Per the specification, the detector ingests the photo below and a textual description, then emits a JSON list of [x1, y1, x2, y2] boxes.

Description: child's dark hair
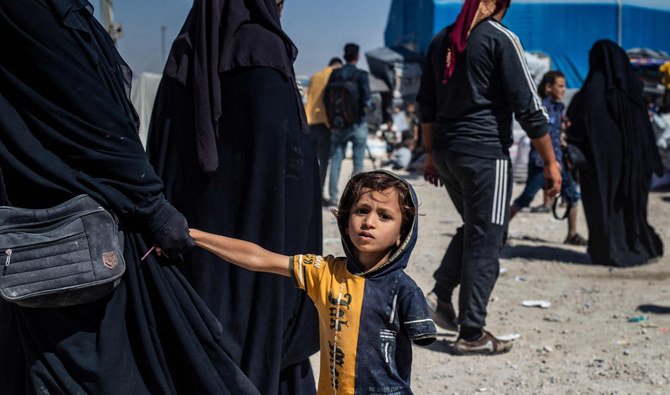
[[537, 70, 565, 99], [336, 172, 416, 242]]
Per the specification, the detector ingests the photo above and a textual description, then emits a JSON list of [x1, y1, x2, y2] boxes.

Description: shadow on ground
[[426, 339, 460, 355], [427, 337, 515, 356], [501, 243, 591, 265], [637, 304, 670, 314]]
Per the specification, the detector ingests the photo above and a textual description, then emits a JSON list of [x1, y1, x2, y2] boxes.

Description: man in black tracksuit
[[416, 1, 561, 355]]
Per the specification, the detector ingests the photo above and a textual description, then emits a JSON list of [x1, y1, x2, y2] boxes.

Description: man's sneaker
[[453, 330, 513, 355], [530, 205, 551, 213], [425, 292, 458, 332]]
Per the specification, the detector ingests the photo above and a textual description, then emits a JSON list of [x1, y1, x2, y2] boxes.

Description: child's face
[[545, 77, 566, 101], [346, 187, 403, 270]]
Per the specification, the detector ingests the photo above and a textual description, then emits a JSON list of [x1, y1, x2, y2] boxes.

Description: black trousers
[[432, 151, 512, 329]]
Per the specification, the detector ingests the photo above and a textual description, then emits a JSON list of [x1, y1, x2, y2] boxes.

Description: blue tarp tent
[[384, 0, 670, 88]]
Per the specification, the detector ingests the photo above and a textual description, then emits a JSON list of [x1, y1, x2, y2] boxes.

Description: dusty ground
[[314, 158, 670, 395]]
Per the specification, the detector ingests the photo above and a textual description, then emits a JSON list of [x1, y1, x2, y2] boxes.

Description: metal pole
[[161, 25, 167, 62], [100, 0, 122, 44], [617, 0, 623, 46]]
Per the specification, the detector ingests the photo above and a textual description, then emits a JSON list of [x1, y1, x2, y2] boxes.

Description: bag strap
[[0, 166, 10, 206], [551, 193, 571, 220], [551, 170, 576, 221]]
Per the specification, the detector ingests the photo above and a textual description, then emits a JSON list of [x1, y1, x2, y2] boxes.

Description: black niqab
[[164, 0, 304, 174], [0, 1, 257, 393], [567, 39, 663, 267]]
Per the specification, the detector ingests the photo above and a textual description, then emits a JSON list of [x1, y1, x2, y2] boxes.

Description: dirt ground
[[314, 158, 670, 395]]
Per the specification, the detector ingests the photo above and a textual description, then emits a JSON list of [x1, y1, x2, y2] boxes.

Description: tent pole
[[617, 0, 623, 46]]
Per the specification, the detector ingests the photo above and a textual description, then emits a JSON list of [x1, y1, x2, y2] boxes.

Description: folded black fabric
[[0, 1, 257, 392]]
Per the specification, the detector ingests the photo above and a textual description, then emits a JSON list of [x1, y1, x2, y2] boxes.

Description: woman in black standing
[[147, 0, 321, 393], [0, 1, 256, 393]]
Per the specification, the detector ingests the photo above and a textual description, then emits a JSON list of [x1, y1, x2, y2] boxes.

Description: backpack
[[325, 70, 361, 129]]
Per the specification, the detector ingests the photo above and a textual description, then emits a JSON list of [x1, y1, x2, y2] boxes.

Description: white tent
[[129, 72, 162, 148]]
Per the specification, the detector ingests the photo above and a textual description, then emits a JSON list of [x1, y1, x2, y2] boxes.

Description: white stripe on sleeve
[[488, 21, 548, 120]]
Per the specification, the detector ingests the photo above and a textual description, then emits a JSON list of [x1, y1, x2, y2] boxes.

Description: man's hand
[[422, 153, 442, 187], [531, 133, 562, 197], [543, 160, 562, 197]]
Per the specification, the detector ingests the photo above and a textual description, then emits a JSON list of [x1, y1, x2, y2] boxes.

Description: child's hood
[[338, 170, 418, 278]]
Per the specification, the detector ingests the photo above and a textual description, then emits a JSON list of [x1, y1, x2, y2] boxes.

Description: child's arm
[[189, 228, 291, 277]]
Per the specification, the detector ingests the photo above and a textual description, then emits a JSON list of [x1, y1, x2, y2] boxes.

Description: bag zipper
[[4, 249, 11, 275], [2, 232, 86, 276], [0, 207, 106, 234]]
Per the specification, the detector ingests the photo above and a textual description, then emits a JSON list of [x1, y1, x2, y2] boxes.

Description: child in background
[[382, 138, 416, 170], [509, 70, 587, 245], [190, 170, 436, 394]]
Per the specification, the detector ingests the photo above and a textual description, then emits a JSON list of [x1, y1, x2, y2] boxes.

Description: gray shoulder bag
[[0, 195, 125, 307]]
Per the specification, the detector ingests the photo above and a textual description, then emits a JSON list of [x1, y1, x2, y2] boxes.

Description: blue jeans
[[328, 121, 368, 201], [513, 165, 581, 208], [512, 165, 545, 208]]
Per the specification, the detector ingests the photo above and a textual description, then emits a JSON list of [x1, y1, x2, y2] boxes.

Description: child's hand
[[188, 228, 202, 245], [151, 229, 202, 259], [560, 131, 568, 149]]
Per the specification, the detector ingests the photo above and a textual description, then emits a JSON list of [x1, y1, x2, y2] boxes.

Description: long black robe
[[0, 1, 257, 393], [567, 39, 664, 267], [146, 1, 321, 394]]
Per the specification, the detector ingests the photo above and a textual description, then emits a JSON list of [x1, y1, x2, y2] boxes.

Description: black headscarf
[[567, 39, 663, 266], [163, 0, 303, 174], [588, 40, 662, 194]]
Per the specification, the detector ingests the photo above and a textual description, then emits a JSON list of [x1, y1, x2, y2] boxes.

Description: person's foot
[[530, 205, 551, 213], [453, 330, 513, 355], [564, 233, 587, 246], [425, 292, 458, 332], [323, 198, 337, 207]]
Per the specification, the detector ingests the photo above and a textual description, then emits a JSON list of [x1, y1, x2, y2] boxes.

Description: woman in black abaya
[[566, 39, 664, 267], [146, 0, 321, 393], [0, 1, 257, 393]]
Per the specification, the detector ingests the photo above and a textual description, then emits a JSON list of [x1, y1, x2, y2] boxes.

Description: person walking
[[325, 43, 372, 206], [510, 71, 587, 246], [416, 0, 561, 355], [566, 39, 663, 267], [305, 57, 343, 201]]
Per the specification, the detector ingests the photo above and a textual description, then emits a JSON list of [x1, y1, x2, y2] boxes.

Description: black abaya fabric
[[162, 0, 306, 174], [147, 2, 321, 393], [0, 1, 257, 393], [567, 39, 663, 267], [148, 66, 322, 395]]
